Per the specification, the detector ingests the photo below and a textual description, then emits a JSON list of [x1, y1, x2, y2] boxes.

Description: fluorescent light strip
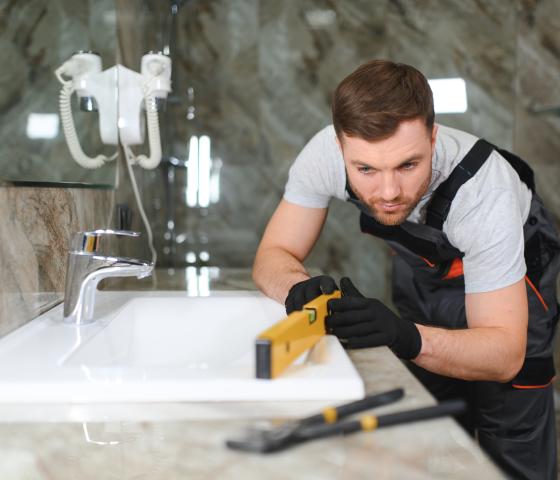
[[26, 113, 60, 139], [186, 136, 199, 207], [198, 135, 211, 208], [198, 267, 210, 296], [186, 266, 198, 296], [428, 78, 468, 114]]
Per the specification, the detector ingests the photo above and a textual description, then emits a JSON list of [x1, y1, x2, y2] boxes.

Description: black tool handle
[[299, 388, 404, 427], [297, 399, 466, 441], [377, 399, 466, 428]]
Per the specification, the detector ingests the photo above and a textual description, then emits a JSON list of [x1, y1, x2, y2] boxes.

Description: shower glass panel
[[0, 0, 118, 187], [116, 0, 560, 301]]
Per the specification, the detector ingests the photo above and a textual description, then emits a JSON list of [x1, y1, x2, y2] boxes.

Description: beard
[[349, 173, 431, 226]]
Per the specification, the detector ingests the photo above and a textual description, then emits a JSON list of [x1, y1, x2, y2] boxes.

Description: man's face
[[338, 119, 437, 226]]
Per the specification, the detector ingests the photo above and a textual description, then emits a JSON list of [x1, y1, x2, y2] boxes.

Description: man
[[252, 60, 560, 479]]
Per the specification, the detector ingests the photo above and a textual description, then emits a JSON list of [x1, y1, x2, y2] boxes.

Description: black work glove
[[285, 275, 338, 314], [326, 277, 422, 360]]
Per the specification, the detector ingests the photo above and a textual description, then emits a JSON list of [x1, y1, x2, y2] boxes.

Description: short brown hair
[[332, 60, 434, 142]]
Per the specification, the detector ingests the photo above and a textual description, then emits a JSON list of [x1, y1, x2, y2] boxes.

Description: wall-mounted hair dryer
[[55, 51, 171, 169]]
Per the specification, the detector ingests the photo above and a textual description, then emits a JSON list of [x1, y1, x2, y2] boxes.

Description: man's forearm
[[414, 324, 525, 382], [252, 247, 310, 304]]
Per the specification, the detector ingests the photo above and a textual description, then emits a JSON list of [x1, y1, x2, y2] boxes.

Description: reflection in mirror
[[0, 0, 118, 188]]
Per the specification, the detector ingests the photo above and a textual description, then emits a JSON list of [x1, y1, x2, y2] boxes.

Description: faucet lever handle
[[71, 229, 142, 253]]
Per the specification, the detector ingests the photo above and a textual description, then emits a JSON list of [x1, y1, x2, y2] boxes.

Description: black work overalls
[[347, 139, 560, 480]]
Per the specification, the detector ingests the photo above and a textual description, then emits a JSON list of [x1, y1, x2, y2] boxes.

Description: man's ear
[[335, 133, 344, 154], [430, 124, 438, 147]]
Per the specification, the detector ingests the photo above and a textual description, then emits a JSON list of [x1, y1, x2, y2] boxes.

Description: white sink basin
[[0, 291, 364, 403]]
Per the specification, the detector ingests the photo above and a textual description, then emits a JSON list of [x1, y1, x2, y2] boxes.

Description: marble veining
[[2, 1, 559, 336], [0, 0, 118, 186], [0, 276, 504, 478], [0, 2, 558, 476], [110, 0, 560, 305], [0, 186, 113, 337]]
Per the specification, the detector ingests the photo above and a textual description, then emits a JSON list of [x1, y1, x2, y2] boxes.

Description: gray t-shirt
[[284, 124, 532, 294]]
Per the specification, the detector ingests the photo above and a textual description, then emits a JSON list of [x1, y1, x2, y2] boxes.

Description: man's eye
[[358, 166, 373, 174], [400, 162, 417, 170]]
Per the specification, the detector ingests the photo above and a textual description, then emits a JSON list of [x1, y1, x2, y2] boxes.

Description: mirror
[[0, 0, 118, 188]]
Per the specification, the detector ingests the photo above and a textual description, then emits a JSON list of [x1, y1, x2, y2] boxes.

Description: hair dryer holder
[[55, 51, 171, 169]]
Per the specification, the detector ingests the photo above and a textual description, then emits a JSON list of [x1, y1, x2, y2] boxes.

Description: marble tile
[[0, 186, 113, 337], [0, 0, 117, 186], [0, 1, 558, 477], [3, 0, 559, 328], [257, 0, 391, 300], [0, 278, 504, 478], [0, 268, 505, 477], [515, 0, 560, 226], [114, 0, 394, 298], [0, 0, 115, 336], [116, 0, 560, 307], [385, 0, 517, 148], [0, 414, 504, 479]]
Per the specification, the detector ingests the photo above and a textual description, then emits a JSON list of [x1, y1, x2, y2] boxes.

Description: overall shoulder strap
[[487, 142, 536, 193], [425, 139, 494, 230]]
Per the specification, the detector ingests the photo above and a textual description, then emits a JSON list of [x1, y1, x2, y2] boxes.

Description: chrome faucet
[[63, 230, 153, 325]]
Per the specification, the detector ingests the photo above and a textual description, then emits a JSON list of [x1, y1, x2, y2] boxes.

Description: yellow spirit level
[[255, 291, 342, 379]]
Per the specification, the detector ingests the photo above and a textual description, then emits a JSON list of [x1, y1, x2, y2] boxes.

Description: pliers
[[226, 388, 465, 453]]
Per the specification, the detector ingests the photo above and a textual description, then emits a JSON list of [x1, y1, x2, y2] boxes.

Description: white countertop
[[0, 269, 505, 479]]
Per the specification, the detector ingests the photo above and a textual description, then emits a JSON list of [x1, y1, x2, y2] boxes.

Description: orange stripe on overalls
[[443, 258, 464, 280], [420, 257, 436, 267], [525, 275, 549, 311]]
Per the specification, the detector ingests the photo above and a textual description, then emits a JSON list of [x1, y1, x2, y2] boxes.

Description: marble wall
[[2, 0, 560, 339], [0, 186, 113, 337], [0, 0, 117, 186], [117, 0, 560, 302], [0, 1, 116, 336], [515, 0, 560, 217]]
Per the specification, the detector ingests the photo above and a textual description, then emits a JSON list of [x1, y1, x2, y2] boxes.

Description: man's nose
[[378, 172, 400, 201]]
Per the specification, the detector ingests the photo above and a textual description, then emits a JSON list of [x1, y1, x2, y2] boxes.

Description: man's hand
[[285, 275, 338, 313], [326, 277, 422, 360]]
